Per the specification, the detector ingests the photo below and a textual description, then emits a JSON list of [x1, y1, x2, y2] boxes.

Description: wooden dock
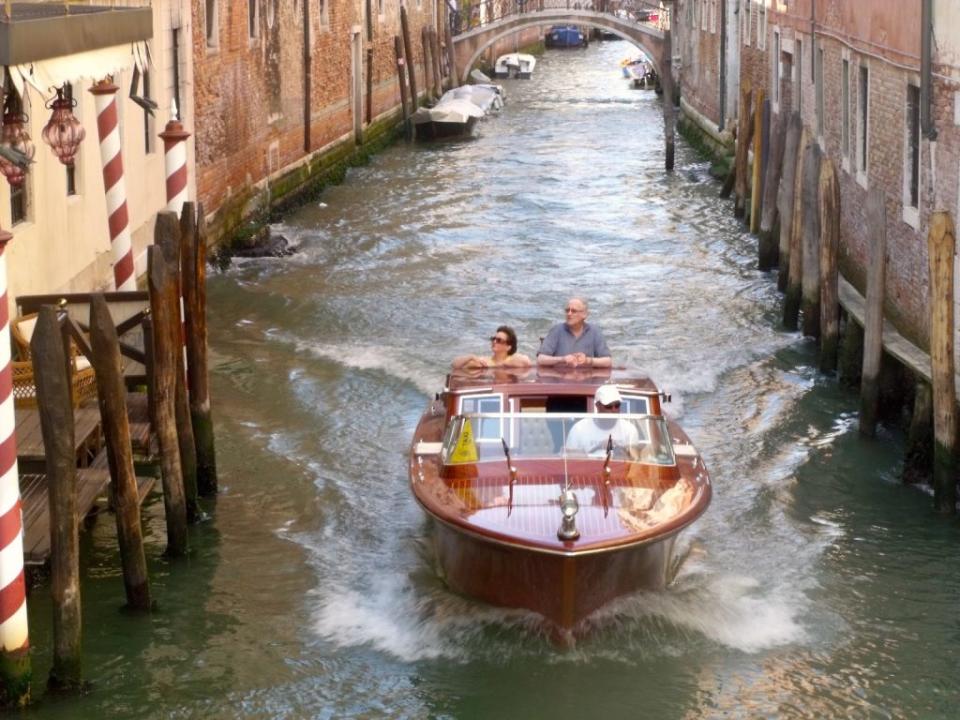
[[16, 393, 157, 567]]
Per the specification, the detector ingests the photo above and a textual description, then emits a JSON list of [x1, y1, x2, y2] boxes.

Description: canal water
[[26, 42, 960, 719]]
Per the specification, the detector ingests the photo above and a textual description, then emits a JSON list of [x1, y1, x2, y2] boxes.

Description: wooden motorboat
[[409, 368, 711, 634]]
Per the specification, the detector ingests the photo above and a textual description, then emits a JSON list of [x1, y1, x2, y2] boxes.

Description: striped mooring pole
[[0, 228, 31, 708], [159, 102, 190, 215], [90, 78, 136, 291]]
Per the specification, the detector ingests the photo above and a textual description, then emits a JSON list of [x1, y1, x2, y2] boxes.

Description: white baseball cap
[[594, 385, 622, 406]]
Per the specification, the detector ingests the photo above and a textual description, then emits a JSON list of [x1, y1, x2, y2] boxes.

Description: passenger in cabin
[[537, 296, 613, 368], [451, 326, 533, 370], [565, 385, 640, 458]]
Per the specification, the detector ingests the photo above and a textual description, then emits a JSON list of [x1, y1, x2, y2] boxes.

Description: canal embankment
[[678, 86, 951, 500]]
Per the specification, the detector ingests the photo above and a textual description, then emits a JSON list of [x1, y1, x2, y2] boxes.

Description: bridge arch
[[453, 11, 666, 84]]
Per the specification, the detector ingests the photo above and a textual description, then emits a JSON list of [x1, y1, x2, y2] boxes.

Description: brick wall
[[192, 0, 433, 234], [757, 1, 960, 349], [676, 0, 723, 129]]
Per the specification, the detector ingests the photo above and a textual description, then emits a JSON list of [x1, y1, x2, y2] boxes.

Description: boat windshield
[[440, 412, 676, 466]]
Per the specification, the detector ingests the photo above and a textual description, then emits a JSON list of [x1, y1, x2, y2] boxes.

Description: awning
[[8, 41, 149, 97]]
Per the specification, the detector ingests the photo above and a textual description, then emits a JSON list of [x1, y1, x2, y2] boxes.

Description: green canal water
[[23, 42, 960, 719]]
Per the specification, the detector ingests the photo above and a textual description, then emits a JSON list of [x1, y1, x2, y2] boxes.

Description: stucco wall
[[0, 0, 191, 318]]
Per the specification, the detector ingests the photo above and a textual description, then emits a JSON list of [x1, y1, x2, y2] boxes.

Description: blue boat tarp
[[546, 25, 584, 48]]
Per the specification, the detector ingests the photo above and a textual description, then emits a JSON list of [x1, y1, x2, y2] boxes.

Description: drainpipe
[[719, 0, 727, 130], [303, 0, 311, 151], [921, 0, 937, 139]]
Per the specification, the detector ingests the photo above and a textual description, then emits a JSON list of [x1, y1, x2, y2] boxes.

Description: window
[[205, 0, 218, 48], [841, 58, 850, 159], [772, 31, 780, 107], [10, 182, 26, 225], [702, 0, 708, 32], [460, 394, 504, 440], [744, 1, 752, 47], [318, 0, 328, 27], [619, 395, 651, 415], [905, 83, 921, 210], [248, 0, 259, 39], [795, 38, 803, 115], [815, 47, 824, 138], [858, 65, 869, 176], [758, 1, 767, 50]]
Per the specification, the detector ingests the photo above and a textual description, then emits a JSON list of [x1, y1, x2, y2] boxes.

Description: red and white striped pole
[[90, 78, 136, 291], [158, 101, 190, 215], [0, 228, 30, 708]]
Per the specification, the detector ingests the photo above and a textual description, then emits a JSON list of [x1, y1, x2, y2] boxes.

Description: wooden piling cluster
[[25, 200, 219, 690], [723, 82, 960, 512], [395, 9, 458, 138]]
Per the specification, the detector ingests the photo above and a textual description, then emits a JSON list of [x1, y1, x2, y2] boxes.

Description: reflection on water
[[25, 42, 960, 719]]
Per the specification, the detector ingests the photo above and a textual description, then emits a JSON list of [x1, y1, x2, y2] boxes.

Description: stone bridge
[[451, 0, 668, 84]]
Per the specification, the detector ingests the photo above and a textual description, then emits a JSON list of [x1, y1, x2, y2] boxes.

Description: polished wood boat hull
[[431, 515, 678, 629], [410, 370, 711, 633]]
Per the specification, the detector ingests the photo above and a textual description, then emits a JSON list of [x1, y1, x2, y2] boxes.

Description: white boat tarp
[[412, 97, 485, 125]]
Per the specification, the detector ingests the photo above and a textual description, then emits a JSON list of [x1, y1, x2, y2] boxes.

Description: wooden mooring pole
[[859, 187, 887, 437], [148, 228, 188, 555], [662, 29, 675, 171], [733, 82, 752, 218], [421, 26, 434, 101], [400, 6, 419, 113], [31, 307, 82, 691], [776, 113, 801, 291], [430, 29, 443, 98], [818, 156, 840, 373], [444, 15, 458, 89], [157, 214, 199, 522], [927, 211, 957, 514], [800, 141, 821, 338], [783, 127, 808, 330], [760, 110, 787, 270], [394, 37, 411, 138], [749, 89, 766, 234], [183, 204, 218, 495], [89, 294, 150, 611]]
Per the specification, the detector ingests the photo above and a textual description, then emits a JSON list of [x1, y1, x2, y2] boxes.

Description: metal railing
[[449, 0, 669, 36]]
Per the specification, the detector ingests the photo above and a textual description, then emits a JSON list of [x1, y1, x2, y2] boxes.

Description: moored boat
[[493, 52, 537, 79], [545, 25, 587, 48], [409, 368, 711, 635]]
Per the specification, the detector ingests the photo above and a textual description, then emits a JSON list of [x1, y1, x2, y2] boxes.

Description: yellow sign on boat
[[450, 418, 479, 463]]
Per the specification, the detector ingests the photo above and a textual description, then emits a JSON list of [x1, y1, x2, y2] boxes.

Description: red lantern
[[0, 111, 35, 186], [42, 87, 85, 166]]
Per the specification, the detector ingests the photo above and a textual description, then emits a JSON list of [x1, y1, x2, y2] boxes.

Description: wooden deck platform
[[16, 392, 158, 566]]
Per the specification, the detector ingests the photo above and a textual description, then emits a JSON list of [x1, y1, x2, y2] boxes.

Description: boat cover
[[412, 97, 485, 125]]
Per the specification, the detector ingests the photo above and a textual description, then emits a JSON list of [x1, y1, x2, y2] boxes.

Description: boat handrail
[[440, 412, 679, 466]]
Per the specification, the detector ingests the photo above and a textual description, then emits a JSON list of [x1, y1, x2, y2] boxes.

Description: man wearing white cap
[[565, 385, 641, 457]]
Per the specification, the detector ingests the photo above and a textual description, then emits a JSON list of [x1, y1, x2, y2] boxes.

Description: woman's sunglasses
[[490, 336, 510, 344]]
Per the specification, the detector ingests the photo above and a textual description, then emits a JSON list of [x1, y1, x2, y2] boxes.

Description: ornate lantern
[[0, 109, 35, 186], [42, 86, 85, 166]]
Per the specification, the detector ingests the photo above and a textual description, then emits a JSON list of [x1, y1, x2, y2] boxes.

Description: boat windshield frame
[[440, 412, 677, 466]]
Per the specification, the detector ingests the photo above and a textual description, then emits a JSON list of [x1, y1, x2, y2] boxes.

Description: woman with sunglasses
[[452, 325, 532, 369]]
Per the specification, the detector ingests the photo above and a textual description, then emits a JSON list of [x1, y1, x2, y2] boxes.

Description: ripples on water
[[30, 42, 960, 720]]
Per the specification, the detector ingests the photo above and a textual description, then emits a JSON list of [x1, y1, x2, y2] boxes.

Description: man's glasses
[[490, 336, 509, 344], [598, 401, 621, 410], [565, 307, 584, 314]]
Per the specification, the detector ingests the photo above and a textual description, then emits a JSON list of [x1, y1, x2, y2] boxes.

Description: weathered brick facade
[[678, 0, 960, 351], [192, 0, 436, 240]]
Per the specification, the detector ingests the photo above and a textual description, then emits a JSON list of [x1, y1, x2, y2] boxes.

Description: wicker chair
[[11, 313, 98, 408]]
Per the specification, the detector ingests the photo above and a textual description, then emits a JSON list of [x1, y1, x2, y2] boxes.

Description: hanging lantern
[[41, 86, 86, 167], [0, 110, 35, 186]]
